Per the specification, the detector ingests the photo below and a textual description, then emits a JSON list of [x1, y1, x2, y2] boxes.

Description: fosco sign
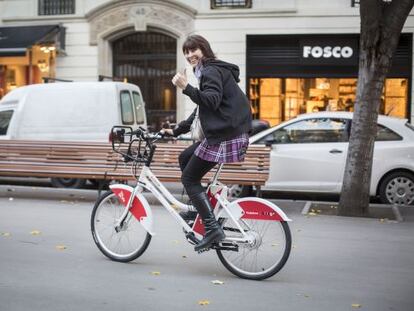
[[303, 46, 353, 59], [299, 37, 358, 65]]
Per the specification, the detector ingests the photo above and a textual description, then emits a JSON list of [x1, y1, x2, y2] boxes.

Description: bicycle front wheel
[[217, 219, 291, 280], [91, 191, 151, 262]]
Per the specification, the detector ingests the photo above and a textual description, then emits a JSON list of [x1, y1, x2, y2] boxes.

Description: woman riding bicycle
[[164, 34, 252, 252]]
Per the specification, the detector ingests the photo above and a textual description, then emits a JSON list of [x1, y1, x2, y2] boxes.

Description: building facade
[[1, 0, 413, 130]]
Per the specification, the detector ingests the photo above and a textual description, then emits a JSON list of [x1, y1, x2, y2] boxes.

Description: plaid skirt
[[194, 133, 249, 163]]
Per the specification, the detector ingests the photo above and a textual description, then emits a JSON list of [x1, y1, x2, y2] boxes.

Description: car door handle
[[329, 149, 343, 154]]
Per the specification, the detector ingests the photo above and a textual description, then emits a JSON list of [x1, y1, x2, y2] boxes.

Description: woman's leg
[[178, 142, 200, 172], [181, 155, 225, 252], [178, 143, 201, 222]]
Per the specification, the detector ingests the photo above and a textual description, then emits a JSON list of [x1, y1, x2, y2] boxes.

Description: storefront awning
[[0, 25, 65, 57]]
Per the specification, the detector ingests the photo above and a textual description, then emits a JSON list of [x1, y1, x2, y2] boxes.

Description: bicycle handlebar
[[110, 125, 175, 166]]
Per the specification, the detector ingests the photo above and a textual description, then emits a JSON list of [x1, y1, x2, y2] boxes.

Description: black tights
[[179, 142, 217, 197]]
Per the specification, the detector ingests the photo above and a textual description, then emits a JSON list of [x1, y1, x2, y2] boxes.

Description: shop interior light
[[40, 45, 56, 53]]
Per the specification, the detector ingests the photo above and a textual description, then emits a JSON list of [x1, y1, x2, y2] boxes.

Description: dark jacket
[[173, 59, 252, 145]]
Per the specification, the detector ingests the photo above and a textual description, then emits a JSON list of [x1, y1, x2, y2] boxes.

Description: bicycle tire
[[91, 191, 151, 262], [216, 219, 291, 280]]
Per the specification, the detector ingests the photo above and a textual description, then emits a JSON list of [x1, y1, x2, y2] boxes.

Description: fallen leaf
[[316, 209, 322, 213], [307, 212, 318, 216], [351, 303, 361, 308], [379, 218, 388, 223], [198, 300, 210, 306], [211, 280, 224, 285], [1, 232, 11, 237], [182, 255, 187, 258], [30, 230, 41, 236], [151, 271, 161, 276], [271, 243, 279, 247], [56, 245, 67, 250], [304, 294, 310, 298], [296, 229, 302, 232]]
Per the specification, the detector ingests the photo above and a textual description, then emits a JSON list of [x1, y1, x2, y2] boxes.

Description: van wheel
[[378, 171, 414, 205], [51, 178, 87, 189]]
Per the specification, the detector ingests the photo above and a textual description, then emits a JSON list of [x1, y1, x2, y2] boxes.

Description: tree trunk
[[338, 0, 413, 216]]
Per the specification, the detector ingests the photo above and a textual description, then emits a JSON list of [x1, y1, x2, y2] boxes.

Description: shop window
[[132, 92, 146, 124], [211, 0, 252, 9], [38, 0, 75, 15], [249, 77, 408, 127], [120, 91, 134, 125], [0, 110, 13, 135]]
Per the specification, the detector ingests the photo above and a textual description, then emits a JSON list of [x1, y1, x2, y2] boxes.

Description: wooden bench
[[0, 139, 270, 192]]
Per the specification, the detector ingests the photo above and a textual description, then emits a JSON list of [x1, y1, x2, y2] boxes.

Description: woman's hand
[[172, 70, 188, 90], [160, 128, 174, 136]]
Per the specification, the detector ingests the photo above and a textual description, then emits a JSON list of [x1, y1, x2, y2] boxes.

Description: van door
[[132, 91, 147, 127]]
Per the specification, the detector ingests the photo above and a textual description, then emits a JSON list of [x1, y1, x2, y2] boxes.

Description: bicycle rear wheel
[[91, 191, 151, 262], [216, 218, 291, 280]]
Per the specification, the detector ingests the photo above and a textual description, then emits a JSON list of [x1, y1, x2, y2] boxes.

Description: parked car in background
[[230, 112, 414, 205]]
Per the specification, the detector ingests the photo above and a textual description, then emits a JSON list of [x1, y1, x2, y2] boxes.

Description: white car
[[232, 112, 414, 205]]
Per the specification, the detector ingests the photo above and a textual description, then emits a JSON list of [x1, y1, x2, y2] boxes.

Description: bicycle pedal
[[197, 247, 210, 254], [185, 232, 200, 245]]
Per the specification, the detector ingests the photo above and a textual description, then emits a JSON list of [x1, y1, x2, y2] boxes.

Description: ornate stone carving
[[89, 3, 194, 45]]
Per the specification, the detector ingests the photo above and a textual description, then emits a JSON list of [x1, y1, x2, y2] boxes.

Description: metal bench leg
[[256, 185, 262, 198]]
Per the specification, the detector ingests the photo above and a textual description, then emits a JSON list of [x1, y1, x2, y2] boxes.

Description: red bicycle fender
[[232, 198, 292, 222], [109, 184, 155, 235]]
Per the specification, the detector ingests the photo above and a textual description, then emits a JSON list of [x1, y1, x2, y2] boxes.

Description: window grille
[[211, 0, 252, 9], [351, 0, 360, 7], [38, 0, 75, 15]]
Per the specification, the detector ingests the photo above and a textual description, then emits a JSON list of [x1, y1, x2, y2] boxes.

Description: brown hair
[[182, 35, 216, 62]]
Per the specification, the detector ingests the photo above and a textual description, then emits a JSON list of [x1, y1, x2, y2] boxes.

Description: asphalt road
[[0, 193, 413, 311]]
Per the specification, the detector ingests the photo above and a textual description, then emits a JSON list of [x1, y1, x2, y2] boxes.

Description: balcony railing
[[38, 0, 75, 15]]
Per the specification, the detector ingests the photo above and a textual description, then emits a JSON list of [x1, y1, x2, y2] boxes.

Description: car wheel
[[50, 178, 87, 189], [378, 171, 414, 205], [228, 184, 252, 200]]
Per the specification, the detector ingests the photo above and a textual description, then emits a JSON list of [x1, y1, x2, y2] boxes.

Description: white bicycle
[[91, 126, 292, 280]]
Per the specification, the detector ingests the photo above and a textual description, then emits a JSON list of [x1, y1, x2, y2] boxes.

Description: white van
[[0, 81, 147, 188], [0, 81, 147, 141]]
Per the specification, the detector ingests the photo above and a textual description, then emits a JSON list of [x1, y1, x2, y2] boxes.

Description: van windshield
[[0, 110, 13, 135], [132, 92, 145, 124]]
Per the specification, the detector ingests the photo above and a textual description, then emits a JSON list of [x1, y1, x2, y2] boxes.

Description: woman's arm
[[172, 108, 197, 136], [182, 66, 223, 111]]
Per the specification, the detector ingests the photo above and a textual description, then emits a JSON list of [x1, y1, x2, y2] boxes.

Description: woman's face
[[184, 48, 204, 68]]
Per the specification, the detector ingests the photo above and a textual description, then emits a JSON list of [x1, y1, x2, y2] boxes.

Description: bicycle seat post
[[211, 163, 224, 185]]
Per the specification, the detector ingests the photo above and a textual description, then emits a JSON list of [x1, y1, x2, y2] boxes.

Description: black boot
[[190, 192, 225, 252], [179, 209, 198, 225]]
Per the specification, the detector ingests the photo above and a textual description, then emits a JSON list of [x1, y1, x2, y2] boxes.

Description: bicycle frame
[[110, 162, 291, 245]]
